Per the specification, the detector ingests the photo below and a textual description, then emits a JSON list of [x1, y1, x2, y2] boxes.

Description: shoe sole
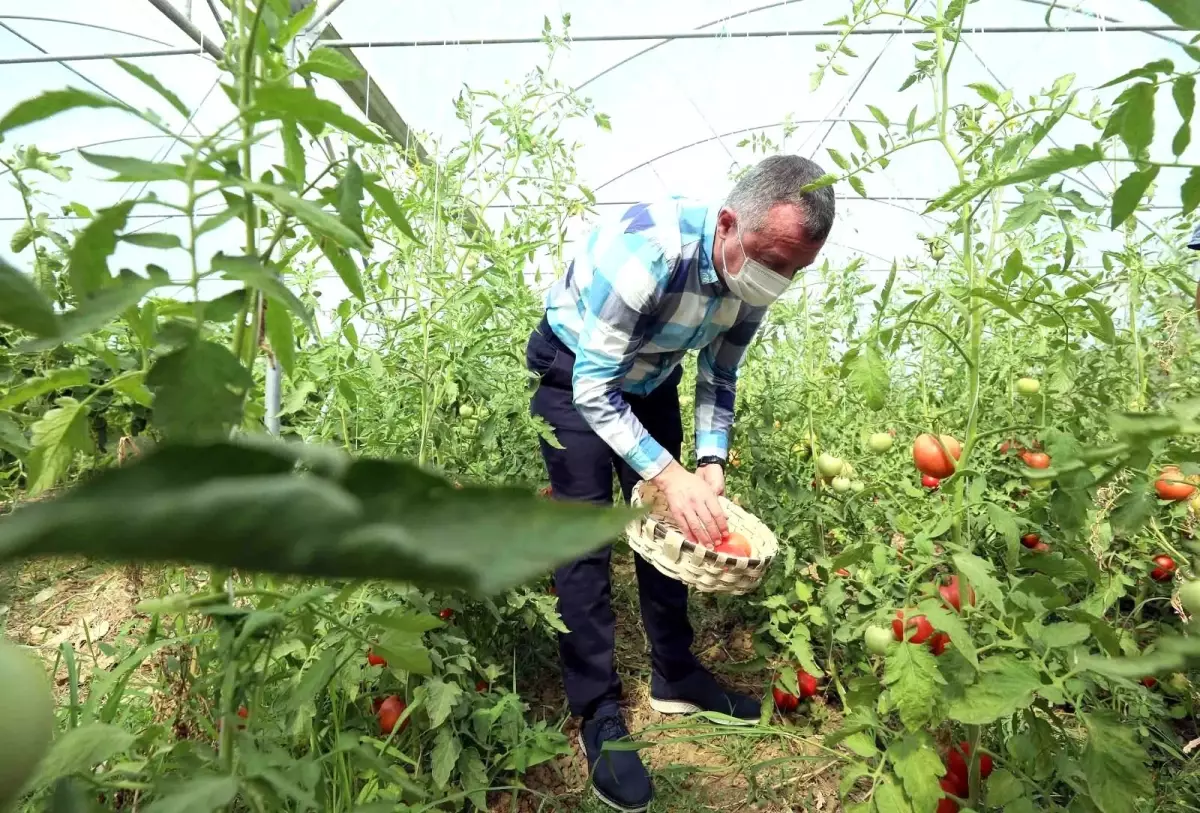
[[647, 696, 758, 726], [576, 732, 652, 813]]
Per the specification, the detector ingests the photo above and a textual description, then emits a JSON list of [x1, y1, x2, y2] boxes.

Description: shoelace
[[595, 713, 630, 744]]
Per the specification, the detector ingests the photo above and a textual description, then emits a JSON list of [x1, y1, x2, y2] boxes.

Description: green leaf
[[281, 119, 306, 189], [947, 656, 1041, 724], [0, 415, 29, 457], [1081, 713, 1154, 813], [252, 86, 382, 144], [28, 723, 135, 792], [0, 88, 132, 137], [1036, 621, 1091, 649], [79, 151, 218, 183], [210, 253, 314, 331], [867, 105, 890, 127], [114, 59, 190, 119], [0, 440, 639, 595], [297, 48, 365, 80], [968, 82, 1001, 104], [146, 341, 253, 439], [278, 1, 316, 44], [18, 268, 171, 353], [141, 776, 239, 813], [364, 181, 422, 245], [0, 368, 91, 410], [848, 175, 867, 198], [68, 201, 136, 296], [240, 181, 367, 252], [335, 159, 367, 243], [883, 644, 944, 731], [279, 381, 316, 417], [848, 343, 889, 411], [849, 122, 869, 151], [827, 148, 850, 171], [421, 677, 463, 728], [871, 775, 914, 813], [265, 298, 296, 378], [996, 143, 1104, 186], [1141, 0, 1200, 29], [377, 634, 432, 676], [951, 552, 1003, 609], [1085, 298, 1118, 345], [0, 256, 59, 338], [888, 733, 944, 813], [286, 648, 340, 712], [112, 373, 154, 407], [986, 503, 1020, 548], [1173, 76, 1195, 157], [27, 397, 92, 496], [318, 240, 365, 301], [1184, 167, 1200, 216], [121, 232, 182, 249], [1120, 83, 1156, 155], [1111, 490, 1155, 535], [1110, 166, 1159, 229], [431, 728, 462, 789], [1100, 59, 1175, 89]]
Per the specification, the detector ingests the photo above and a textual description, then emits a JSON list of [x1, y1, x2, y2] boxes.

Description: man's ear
[[715, 207, 736, 239]]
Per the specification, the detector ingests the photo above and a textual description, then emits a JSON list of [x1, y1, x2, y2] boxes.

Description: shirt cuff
[[695, 430, 729, 461], [632, 445, 675, 481]]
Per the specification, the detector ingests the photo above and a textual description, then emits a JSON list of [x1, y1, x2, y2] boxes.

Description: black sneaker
[[578, 704, 654, 812], [648, 668, 760, 725]]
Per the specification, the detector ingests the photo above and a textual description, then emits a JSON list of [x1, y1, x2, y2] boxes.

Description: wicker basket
[[626, 480, 778, 595]]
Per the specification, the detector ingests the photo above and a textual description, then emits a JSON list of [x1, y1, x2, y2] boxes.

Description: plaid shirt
[[544, 197, 766, 479], [1190, 224, 1200, 250]]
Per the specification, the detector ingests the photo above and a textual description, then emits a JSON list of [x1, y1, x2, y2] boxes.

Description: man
[[525, 154, 834, 812]]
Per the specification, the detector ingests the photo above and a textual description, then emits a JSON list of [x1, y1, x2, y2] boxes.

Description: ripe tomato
[[0, 641, 54, 810], [835, 568, 851, 578], [947, 741, 993, 782], [1020, 533, 1041, 549], [1140, 676, 1157, 688], [1150, 554, 1177, 582], [772, 686, 799, 713], [1155, 467, 1196, 501], [367, 650, 387, 667], [937, 776, 963, 813], [913, 434, 961, 479], [922, 474, 940, 489], [476, 680, 490, 693], [714, 531, 753, 558], [1021, 451, 1051, 469], [797, 670, 819, 698], [237, 705, 249, 719], [439, 608, 455, 620], [377, 695, 409, 735], [928, 632, 951, 656], [938, 576, 975, 613], [1032, 541, 1050, 553], [892, 610, 934, 644]]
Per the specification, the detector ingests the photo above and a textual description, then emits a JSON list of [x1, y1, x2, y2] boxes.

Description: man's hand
[[697, 463, 725, 497], [651, 460, 728, 548]]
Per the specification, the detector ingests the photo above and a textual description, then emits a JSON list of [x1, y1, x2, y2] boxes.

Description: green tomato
[[0, 641, 55, 810], [831, 476, 852, 494], [868, 432, 893, 453], [864, 626, 893, 655], [791, 442, 812, 461], [1179, 580, 1200, 616], [850, 480, 865, 493], [816, 453, 844, 478], [930, 246, 946, 262], [1016, 377, 1041, 396], [458, 404, 475, 419]]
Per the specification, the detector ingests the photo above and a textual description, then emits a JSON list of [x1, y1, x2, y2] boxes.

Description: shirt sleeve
[[694, 306, 765, 460], [571, 233, 676, 480]]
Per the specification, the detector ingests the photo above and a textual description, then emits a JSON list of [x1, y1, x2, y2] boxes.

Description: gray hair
[[725, 155, 835, 242]]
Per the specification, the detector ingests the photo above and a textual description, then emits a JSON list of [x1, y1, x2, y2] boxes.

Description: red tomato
[[377, 695, 408, 735], [1141, 676, 1158, 688], [366, 650, 387, 667], [928, 632, 951, 656], [835, 568, 851, 578], [439, 608, 455, 620], [772, 686, 799, 713], [922, 474, 941, 489], [892, 610, 934, 644], [714, 532, 753, 557], [913, 434, 962, 479], [237, 705, 248, 720], [1020, 533, 1041, 549], [797, 670, 819, 698], [1021, 451, 1051, 469], [1155, 467, 1195, 501], [1032, 541, 1050, 553], [548, 585, 557, 596], [1150, 554, 1177, 583], [476, 680, 490, 693], [937, 775, 963, 813], [947, 741, 993, 782], [938, 576, 976, 613]]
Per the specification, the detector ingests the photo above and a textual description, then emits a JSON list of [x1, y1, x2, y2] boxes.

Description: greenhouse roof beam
[[0, 23, 1186, 65]]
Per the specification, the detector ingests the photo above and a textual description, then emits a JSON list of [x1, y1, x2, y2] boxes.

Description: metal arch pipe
[[0, 15, 179, 48]]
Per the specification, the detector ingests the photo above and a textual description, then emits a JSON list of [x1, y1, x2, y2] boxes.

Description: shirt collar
[[699, 200, 723, 286]]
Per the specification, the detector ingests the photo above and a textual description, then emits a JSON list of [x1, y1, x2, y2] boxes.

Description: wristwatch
[[697, 455, 726, 470]]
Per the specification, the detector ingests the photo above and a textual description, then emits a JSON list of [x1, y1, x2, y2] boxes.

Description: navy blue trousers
[[526, 319, 699, 720]]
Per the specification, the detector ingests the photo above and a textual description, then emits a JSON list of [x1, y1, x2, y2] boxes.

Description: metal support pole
[[264, 354, 282, 436], [145, 0, 225, 61]]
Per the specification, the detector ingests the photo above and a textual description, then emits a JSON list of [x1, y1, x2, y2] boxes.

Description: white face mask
[[720, 223, 791, 307]]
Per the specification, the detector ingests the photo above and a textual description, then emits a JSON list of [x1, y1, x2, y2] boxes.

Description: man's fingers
[[690, 499, 721, 548], [706, 495, 730, 538]]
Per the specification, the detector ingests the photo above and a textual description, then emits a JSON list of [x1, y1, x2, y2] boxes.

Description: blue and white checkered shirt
[[1189, 224, 1199, 250], [544, 197, 766, 479]]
